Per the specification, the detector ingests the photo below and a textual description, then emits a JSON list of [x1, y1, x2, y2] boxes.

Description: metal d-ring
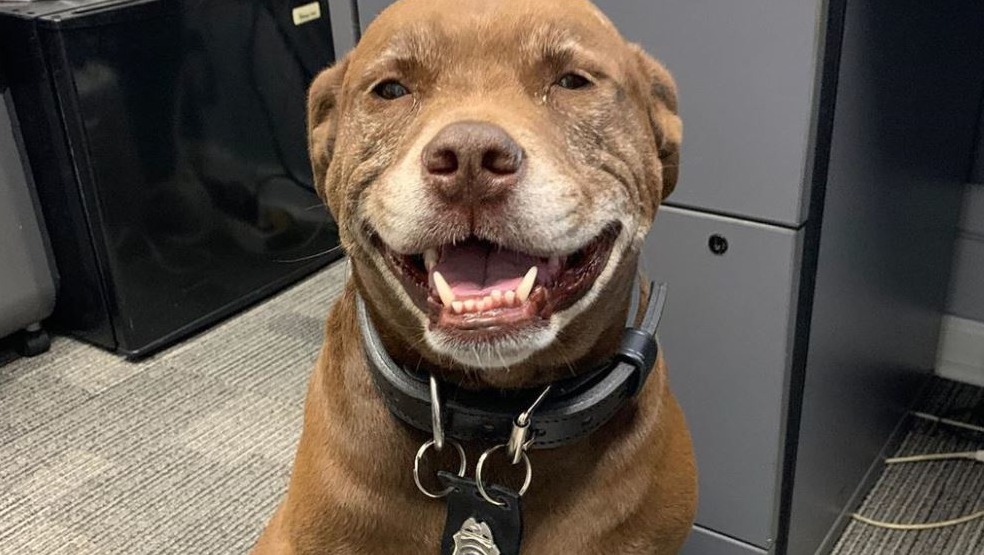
[[413, 439, 467, 498], [475, 444, 533, 506]]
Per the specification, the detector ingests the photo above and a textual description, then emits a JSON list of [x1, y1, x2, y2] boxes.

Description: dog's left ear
[[632, 45, 682, 201], [307, 56, 350, 205]]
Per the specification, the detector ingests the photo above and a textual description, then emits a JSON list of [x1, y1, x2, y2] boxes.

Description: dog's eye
[[372, 80, 410, 100], [556, 73, 591, 90]]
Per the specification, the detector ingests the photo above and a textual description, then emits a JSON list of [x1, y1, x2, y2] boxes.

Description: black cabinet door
[[42, 0, 340, 355]]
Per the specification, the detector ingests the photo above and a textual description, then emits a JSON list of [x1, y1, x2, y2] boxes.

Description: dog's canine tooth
[[424, 248, 439, 271], [504, 290, 516, 306], [463, 299, 476, 312], [432, 271, 455, 306], [451, 301, 464, 314], [516, 266, 537, 303]]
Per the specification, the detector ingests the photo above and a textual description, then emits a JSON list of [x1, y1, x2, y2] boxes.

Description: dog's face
[[309, 0, 680, 382]]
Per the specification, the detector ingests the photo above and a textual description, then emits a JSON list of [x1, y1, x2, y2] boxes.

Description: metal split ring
[[475, 444, 533, 506], [413, 439, 467, 498]]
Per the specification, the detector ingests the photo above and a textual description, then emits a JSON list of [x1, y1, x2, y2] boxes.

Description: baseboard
[[936, 315, 984, 387]]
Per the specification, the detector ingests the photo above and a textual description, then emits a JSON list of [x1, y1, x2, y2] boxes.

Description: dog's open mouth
[[376, 224, 621, 333]]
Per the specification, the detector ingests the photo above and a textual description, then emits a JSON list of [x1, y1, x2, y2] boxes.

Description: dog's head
[[309, 0, 680, 386]]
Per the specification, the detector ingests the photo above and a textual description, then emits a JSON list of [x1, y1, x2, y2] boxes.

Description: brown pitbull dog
[[252, 0, 696, 553]]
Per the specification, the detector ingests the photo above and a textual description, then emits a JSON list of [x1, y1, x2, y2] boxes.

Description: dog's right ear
[[307, 57, 350, 203]]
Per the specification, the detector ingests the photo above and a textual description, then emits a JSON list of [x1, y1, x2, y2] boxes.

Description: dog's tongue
[[433, 239, 540, 297]]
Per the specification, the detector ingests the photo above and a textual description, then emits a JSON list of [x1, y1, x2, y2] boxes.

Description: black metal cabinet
[[0, 1, 342, 357]]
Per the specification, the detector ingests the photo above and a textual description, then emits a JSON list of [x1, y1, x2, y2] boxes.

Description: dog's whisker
[[552, 336, 580, 379], [274, 245, 344, 263], [494, 347, 513, 375]]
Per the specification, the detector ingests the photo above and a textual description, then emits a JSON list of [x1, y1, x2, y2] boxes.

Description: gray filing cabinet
[[0, 78, 56, 355], [644, 207, 804, 550], [352, 1, 984, 553]]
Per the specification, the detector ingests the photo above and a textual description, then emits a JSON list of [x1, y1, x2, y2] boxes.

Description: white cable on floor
[[851, 510, 984, 531], [851, 413, 984, 531], [885, 450, 984, 465], [910, 411, 984, 434]]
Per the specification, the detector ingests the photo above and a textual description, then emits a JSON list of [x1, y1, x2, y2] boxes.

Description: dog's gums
[[376, 224, 621, 332]]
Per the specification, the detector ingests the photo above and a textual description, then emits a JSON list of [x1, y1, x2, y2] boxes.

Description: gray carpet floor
[[831, 379, 984, 554], [1, 259, 982, 554], [0, 261, 347, 554]]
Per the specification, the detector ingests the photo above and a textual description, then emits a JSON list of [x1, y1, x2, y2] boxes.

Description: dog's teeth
[[432, 271, 455, 306], [485, 296, 496, 310], [516, 266, 537, 304], [504, 290, 516, 306], [424, 248, 439, 271], [491, 290, 503, 306], [452, 301, 463, 314], [463, 299, 476, 312]]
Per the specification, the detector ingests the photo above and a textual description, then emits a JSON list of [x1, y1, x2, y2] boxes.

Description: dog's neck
[[353, 273, 665, 451], [373, 316, 629, 391]]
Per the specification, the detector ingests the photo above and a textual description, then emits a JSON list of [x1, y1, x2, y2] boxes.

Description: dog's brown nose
[[421, 121, 524, 202]]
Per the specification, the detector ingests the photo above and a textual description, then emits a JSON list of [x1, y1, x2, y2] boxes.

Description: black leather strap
[[358, 282, 667, 449]]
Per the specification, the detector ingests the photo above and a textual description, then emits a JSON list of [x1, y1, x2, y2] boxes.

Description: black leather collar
[[357, 282, 667, 449]]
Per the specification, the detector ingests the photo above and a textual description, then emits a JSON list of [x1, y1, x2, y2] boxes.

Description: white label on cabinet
[[292, 2, 322, 26]]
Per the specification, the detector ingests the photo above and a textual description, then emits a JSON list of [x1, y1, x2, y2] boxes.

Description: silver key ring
[[475, 444, 533, 506], [413, 439, 467, 498]]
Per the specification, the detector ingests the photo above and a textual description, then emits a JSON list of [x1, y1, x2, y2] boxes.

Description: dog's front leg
[[250, 503, 296, 555]]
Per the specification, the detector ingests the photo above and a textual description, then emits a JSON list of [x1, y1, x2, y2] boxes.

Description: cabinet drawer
[[581, 0, 823, 226], [644, 206, 803, 547]]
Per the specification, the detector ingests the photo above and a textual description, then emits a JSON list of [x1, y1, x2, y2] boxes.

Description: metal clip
[[412, 374, 467, 499], [429, 374, 444, 451], [507, 385, 551, 464]]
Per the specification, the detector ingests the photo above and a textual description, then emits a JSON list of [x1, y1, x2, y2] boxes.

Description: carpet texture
[[2, 259, 982, 554], [0, 261, 348, 554], [831, 379, 984, 554]]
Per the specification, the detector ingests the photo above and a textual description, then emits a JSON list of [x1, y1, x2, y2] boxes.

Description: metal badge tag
[[452, 518, 500, 555], [439, 473, 523, 555]]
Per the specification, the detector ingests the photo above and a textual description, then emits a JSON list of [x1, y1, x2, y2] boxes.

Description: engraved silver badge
[[451, 517, 501, 555]]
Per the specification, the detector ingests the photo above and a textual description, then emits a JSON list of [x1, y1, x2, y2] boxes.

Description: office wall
[[948, 185, 984, 321], [937, 99, 984, 386], [938, 178, 984, 386]]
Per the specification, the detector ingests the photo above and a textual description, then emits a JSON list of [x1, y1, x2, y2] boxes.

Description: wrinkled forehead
[[349, 0, 628, 85]]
